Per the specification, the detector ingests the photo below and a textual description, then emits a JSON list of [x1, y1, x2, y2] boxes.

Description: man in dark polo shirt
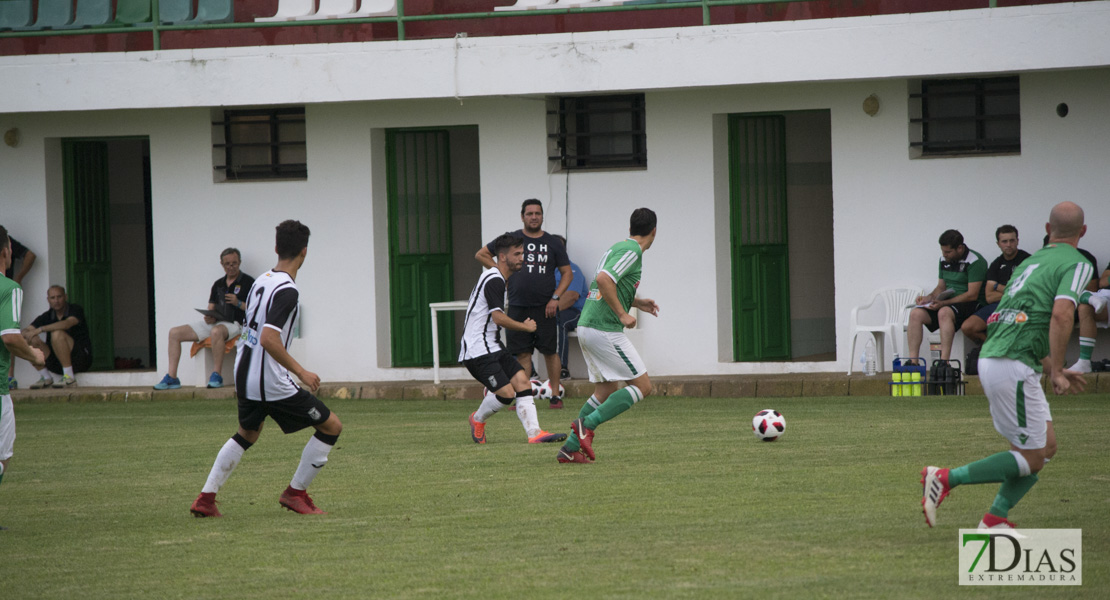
[[24, 285, 92, 388], [906, 229, 988, 363], [475, 199, 573, 408], [154, 248, 254, 390]]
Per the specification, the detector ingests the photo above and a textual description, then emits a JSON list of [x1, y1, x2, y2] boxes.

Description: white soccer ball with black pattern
[[752, 409, 786, 442], [537, 379, 565, 400], [530, 379, 544, 397]]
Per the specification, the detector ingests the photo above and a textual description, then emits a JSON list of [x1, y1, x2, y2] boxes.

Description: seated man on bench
[[154, 248, 254, 390]]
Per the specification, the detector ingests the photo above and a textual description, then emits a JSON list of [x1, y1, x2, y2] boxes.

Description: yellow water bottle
[[911, 370, 922, 396], [891, 358, 903, 397]]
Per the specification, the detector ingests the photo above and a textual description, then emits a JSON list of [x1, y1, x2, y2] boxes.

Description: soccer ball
[[537, 379, 565, 400], [752, 409, 786, 442], [530, 379, 543, 396]]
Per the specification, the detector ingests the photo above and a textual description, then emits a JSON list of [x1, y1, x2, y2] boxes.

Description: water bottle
[[864, 339, 877, 376], [891, 355, 903, 396]]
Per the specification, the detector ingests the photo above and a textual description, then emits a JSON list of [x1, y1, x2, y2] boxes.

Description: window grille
[[910, 77, 1020, 156], [213, 107, 307, 181], [548, 94, 647, 170]]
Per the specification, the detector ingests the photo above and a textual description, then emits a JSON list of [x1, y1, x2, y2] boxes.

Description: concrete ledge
[[654, 378, 713, 398], [403, 384, 444, 400], [710, 378, 758, 398], [443, 383, 484, 400], [803, 378, 850, 397], [109, 389, 154, 402], [755, 379, 804, 398], [318, 384, 361, 399]]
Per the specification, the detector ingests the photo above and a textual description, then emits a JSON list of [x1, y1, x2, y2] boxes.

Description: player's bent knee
[[317, 414, 342, 436], [238, 427, 262, 445], [1044, 442, 1058, 461]]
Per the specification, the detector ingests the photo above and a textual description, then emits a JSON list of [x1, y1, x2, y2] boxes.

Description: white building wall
[[2, 6, 1110, 385]]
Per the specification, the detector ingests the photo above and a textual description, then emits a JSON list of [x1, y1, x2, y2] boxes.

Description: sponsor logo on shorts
[[988, 309, 1028, 325]]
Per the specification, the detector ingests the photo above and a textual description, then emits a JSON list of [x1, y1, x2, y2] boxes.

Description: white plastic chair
[[292, 0, 357, 19], [338, 0, 396, 18], [256, 0, 315, 22], [495, 0, 556, 11], [846, 286, 923, 375]]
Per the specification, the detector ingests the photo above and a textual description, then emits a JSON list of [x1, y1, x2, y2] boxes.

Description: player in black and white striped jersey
[[190, 220, 343, 518], [461, 233, 565, 445]]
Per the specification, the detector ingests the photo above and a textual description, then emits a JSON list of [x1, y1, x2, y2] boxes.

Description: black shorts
[[505, 305, 558, 356], [45, 343, 92, 375], [464, 350, 524, 392], [973, 302, 999, 322], [923, 301, 981, 332], [238, 389, 332, 434]]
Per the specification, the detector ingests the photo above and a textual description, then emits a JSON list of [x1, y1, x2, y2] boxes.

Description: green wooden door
[[386, 129, 455, 367], [729, 115, 791, 361], [63, 140, 115, 371]]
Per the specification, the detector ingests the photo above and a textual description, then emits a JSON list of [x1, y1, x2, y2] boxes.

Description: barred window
[[548, 94, 646, 170], [910, 77, 1020, 156], [213, 107, 307, 181]]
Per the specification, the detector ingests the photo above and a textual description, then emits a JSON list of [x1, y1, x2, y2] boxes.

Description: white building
[[2, 2, 1109, 386]]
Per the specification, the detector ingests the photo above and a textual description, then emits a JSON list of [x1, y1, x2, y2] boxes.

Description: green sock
[[583, 385, 644, 430], [577, 395, 599, 420], [989, 474, 1039, 518], [564, 431, 581, 452], [1079, 290, 1092, 304], [563, 395, 602, 452], [1079, 337, 1095, 361], [948, 451, 1021, 487]]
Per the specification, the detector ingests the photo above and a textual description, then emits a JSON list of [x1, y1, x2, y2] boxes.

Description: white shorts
[[188, 320, 242, 341], [577, 326, 647, 384], [1, 395, 14, 462], [978, 357, 1052, 450]]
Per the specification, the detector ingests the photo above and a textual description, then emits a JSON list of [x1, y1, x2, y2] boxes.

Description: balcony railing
[[0, 0, 1053, 53]]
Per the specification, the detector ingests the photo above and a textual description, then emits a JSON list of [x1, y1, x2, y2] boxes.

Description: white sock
[[586, 395, 602, 411], [1068, 358, 1092, 373], [201, 438, 247, 494], [63, 367, 74, 379], [1009, 450, 1032, 477], [38, 368, 52, 380], [475, 391, 507, 422], [515, 396, 541, 438], [290, 436, 334, 491]]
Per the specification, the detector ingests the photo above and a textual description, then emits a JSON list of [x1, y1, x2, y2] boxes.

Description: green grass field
[[2, 393, 1106, 599]]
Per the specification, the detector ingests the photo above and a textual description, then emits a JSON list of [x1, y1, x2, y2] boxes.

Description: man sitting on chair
[[154, 248, 254, 390], [906, 229, 987, 364]]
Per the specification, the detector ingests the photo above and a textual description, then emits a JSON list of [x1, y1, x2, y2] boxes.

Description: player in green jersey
[[921, 202, 1090, 530], [0, 225, 48, 530], [557, 208, 660, 464]]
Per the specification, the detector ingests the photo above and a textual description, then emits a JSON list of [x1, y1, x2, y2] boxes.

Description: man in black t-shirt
[[2, 236, 35, 284], [961, 225, 1031, 344], [475, 200, 573, 408], [154, 248, 254, 390], [23, 285, 92, 388]]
